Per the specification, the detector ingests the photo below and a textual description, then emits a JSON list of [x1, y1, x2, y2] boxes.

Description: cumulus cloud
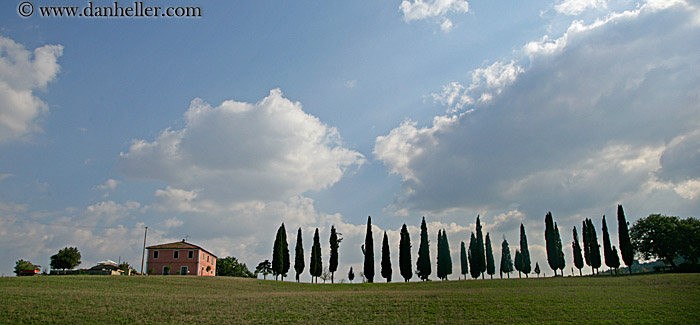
[[119, 89, 365, 204], [0, 36, 63, 143], [432, 61, 524, 112], [377, 1, 700, 224], [555, 0, 608, 15], [399, 0, 470, 33]]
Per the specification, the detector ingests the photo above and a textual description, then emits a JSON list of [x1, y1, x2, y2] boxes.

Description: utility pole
[[141, 226, 148, 275]]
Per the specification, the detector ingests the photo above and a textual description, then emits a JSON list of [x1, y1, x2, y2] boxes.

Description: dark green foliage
[[514, 250, 523, 278], [554, 223, 565, 274], [468, 233, 480, 279], [602, 215, 616, 271], [610, 246, 621, 273], [363, 216, 375, 283], [544, 212, 557, 275], [630, 214, 700, 268], [585, 218, 602, 274], [272, 223, 289, 280], [399, 224, 413, 282], [416, 217, 431, 281], [310, 228, 322, 283], [348, 267, 355, 283], [381, 231, 392, 282], [500, 237, 513, 278], [436, 229, 452, 280], [460, 241, 468, 280], [329, 225, 342, 283], [437, 230, 446, 280], [50, 247, 81, 271], [14, 259, 40, 276], [617, 205, 635, 274], [572, 226, 584, 276], [582, 220, 591, 268], [475, 216, 486, 279], [217, 256, 254, 278], [443, 230, 452, 279], [255, 260, 272, 280], [534, 262, 540, 277], [485, 233, 495, 279], [294, 228, 304, 282], [519, 224, 531, 277]]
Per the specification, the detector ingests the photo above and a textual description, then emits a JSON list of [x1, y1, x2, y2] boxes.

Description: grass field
[[1, 273, 699, 323]]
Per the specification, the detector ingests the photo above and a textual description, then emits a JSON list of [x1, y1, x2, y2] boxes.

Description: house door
[[181, 266, 188, 275]]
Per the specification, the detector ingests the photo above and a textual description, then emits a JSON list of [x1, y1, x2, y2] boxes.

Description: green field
[[1, 273, 699, 323]]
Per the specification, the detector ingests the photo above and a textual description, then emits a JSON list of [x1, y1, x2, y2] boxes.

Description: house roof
[[146, 240, 218, 258]]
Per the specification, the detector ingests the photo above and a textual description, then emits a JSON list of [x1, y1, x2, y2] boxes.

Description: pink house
[[146, 240, 217, 276]]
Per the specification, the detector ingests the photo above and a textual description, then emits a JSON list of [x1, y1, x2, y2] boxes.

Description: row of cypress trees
[[273, 204, 635, 283], [570, 205, 635, 275]]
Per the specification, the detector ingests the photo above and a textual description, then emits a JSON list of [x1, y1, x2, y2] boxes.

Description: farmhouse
[[146, 240, 217, 276]]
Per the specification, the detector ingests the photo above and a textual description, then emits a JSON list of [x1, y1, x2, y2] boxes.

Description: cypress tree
[[475, 216, 486, 279], [485, 232, 495, 279], [572, 226, 583, 276], [586, 218, 602, 274], [500, 237, 513, 279], [416, 217, 431, 281], [272, 224, 283, 280], [602, 215, 615, 273], [468, 233, 480, 279], [399, 224, 413, 282], [443, 229, 452, 279], [381, 231, 392, 282], [437, 230, 444, 280], [460, 241, 468, 280], [617, 204, 634, 274], [519, 224, 531, 277], [294, 227, 305, 282], [363, 216, 375, 283], [514, 250, 523, 278], [544, 212, 557, 276], [310, 228, 322, 283], [554, 222, 565, 275], [272, 223, 289, 280], [348, 267, 355, 283], [534, 262, 540, 277], [329, 225, 342, 284], [582, 219, 591, 272]]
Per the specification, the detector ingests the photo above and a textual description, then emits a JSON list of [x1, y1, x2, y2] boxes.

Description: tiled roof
[[146, 240, 218, 258]]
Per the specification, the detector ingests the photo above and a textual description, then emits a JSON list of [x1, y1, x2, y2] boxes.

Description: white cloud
[[119, 89, 365, 204], [95, 179, 120, 191], [0, 36, 62, 143], [0, 173, 12, 182], [377, 2, 700, 223], [555, 0, 608, 16], [344, 80, 357, 88], [399, 0, 469, 33], [432, 61, 524, 112], [86, 200, 141, 225]]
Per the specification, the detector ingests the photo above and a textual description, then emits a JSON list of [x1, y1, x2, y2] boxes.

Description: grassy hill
[[1, 273, 698, 323]]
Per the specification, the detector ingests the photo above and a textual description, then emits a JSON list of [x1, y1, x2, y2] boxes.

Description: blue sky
[[1, 0, 699, 280]]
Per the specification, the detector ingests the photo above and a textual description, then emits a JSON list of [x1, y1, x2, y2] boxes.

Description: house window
[[162, 266, 169, 275], [174, 251, 179, 259], [181, 266, 188, 275], [207, 255, 209, 262], [153, 251, 159, 259], [188, 250, 194, 259]]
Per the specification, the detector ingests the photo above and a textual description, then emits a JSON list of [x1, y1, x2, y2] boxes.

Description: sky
[[0, 0, 698, 279]]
